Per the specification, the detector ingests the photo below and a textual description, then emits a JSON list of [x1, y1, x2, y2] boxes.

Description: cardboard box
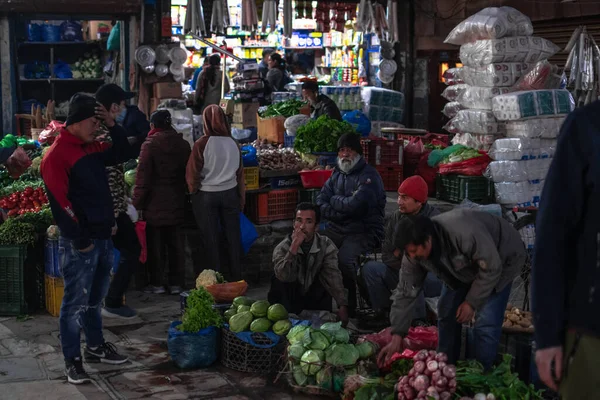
[[232, 103, 260, 127], [154, 82, 182, 99], [257, 115, 286, 144]]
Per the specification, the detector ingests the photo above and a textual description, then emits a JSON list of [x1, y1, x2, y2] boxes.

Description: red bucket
[[299, 170, 333, 189]]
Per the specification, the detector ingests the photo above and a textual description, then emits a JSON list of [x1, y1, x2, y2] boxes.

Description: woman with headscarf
[[133, 110, 191, 295], [186, 105, 244, 281], [194, 54, 230, 114], [266, 53, 292, 92]]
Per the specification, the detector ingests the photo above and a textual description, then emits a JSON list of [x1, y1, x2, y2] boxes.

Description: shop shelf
[[245, 189, 299, 225], [45, 274, 64, 317], [368, 139, 404, 166], [376, 166, 404, 192], [436, 174, 494, 204], [244, 167, 260, 191]]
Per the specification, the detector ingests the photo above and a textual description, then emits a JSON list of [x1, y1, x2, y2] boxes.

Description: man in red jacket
[[41, 94, 131, 385]]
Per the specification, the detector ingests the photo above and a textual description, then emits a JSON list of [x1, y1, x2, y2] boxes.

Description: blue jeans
[[58, 237, 113, 360], [362, 261, 443, 318], [437, 282, 512, 370]]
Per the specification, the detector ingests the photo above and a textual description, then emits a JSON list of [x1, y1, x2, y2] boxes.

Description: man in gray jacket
[[361, 176, 442, 328], [377, 209, 526, 370]]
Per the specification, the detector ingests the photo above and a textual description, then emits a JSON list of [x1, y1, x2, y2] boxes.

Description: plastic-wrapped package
[[485, 159, 551, 182], [530, 179, 545, 204], [462, 63, 533, 87], [451, 132, 496, 151], [361, 87, 405, 107], [488, 138, 540, 161], [441, 84, 468, 101], [460, 36, 559, 67], [455, 86, 512, 110], [444, 7, 533, 45], [539, 139, 557, 158], [505, 116, 565, 138], [494, 181, 532, 205], [444, 109, 503, 134], [512, 60, 564, 91], [492, 89, 575, 121], [443, 67, 464, 85], [442, 101, 465, 118]]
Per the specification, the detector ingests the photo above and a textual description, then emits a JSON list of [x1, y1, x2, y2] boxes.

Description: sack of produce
[[284, 114, 310, 136]]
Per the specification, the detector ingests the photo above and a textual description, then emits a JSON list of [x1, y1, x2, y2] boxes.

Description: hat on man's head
[[398, 176, 429, 204], [337, 133, 363, 155], [95, 83, 135, 110], [65, 93, 98, 127]]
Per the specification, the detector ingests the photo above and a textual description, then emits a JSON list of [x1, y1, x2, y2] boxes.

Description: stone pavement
[[0, 284, 313, 400]]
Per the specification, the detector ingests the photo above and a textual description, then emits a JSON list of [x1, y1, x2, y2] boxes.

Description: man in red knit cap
[[360, 176, 442, 328]]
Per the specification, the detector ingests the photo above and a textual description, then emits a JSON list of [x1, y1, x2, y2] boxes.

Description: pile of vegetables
[[455, 355, 543, 400], [258, 99, 307, 119], [286, 323, 378, 392], [343, 375, 397, 400], [395, 350, 456, 400], [0, 185, 48, 216], [177, 287, 223, 333], [226, 296, 292, 336], [502, 305, 534, 332], [294, 116, 357, 154], [0, 134, 32, 149], [251, 139, 310, 171], [71, 51, 103, 79], [440, 147, 483, 164], [0, 218, 37, 246]]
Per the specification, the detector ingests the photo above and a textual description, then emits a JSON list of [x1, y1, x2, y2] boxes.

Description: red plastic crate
[[376, 166, 404, 192], [360, 139, 370, 161], [245, 189, 299, 225], [368, 139, 404, 166], [396, 132, 450, 146]]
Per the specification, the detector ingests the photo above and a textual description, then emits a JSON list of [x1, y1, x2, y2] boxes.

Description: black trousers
[[146, 224, 186, 287], [106, 212, 141, 308], [268, 274, 332, 315]]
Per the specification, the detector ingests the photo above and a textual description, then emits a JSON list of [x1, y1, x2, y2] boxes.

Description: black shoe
[[84, 342, 129, 365], [65, 358, 91, 384]]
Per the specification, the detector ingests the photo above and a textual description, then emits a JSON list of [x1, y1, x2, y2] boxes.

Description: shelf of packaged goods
[[20, 78, 104, 82]]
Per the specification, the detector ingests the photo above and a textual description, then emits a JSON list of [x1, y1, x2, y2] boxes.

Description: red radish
[[448, 379, 457, 389], [408, 368, 416, 377], [413, 375, 430, 391], [432, 370, 442, 382], [403, 386, 416, 400], [414, 361, 426, 373], [414, 350, 428, 361], [424, 368, 433, 376], [440, 393, 452, 400], [442, 365, 456, 378], [409, 377, 415, 387], [436, 377, 448, 388], [427, 360, 439, 372], [400, 376, 409, 386], [435, 353, 448, 363], [429, 350, 437, 357], [438, 361, 446, 370], [417, 390, 427, 399]]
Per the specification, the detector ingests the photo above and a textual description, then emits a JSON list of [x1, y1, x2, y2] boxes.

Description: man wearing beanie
[[41, 93, 131, 385], [302, 81, 342, 121], [360, 176, 442, 329], [377, 209, 526, 371], [317, 133, 386, 314]]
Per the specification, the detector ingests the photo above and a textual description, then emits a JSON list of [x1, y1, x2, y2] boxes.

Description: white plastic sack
[[492, 89, 575, 121], [462, 63, 534, 87], [444, 7, 533, 45], [444, 109, 503, 135], [455, 86, 512, 110], [460, 36, 560, 67]]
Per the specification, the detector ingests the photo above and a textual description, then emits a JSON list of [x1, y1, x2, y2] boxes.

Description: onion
[[440, 392, 452, 400], [435, 353, 448, 363], [436, 377, 448, 388], [442, 365, 456, 379], [414, 350, 428, 361], [413, 375, 430, 391], [429, 350, 437, 357], [403, 386, 416, 400], [448, 379, 457, 389], [427, 360, 439, 372], [427, 387, 439, 395], [408, 367, 416, 377], [400, 376, 409, 386], [409, 377, 415, 387], [438, 361, 447, 370], [431, 370, 442, 382], [414, 361, 426, 373], [417, 390, 427, 399], [424, 368, 433, 376]]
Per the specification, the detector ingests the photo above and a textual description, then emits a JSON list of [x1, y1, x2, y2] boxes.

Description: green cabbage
[[325, 343, 360, 366], [320, 321, 350, 344], [355, 341, 377, 359], [288, 343, 305, 360], [287, 325, 308, 345], [293, 364, 308, 386], [303, 329, 330, 351], [300, 349, 324, 375], [315, 366, 333, 390]]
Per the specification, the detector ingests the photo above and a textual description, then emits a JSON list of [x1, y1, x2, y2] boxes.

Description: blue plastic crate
[[284, 134, 295, 148]]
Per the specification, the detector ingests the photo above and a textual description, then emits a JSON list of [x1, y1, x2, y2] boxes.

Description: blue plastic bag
[[167, 321, 219, 368], [54, 60, 73, 79], [60, 21, 83, 42], [28, 24, 42, 42], [42, 24, 60, 42], [343, 110, 372, 137], [241, 145, 258, 167], [240, 213, 258, 254], [107, 22, 120, 51]]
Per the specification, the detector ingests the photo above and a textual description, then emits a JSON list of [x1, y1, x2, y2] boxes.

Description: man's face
[[110, 100, 126, 119], [337, 147, 360, 173], [398, 193, 422, 215], [71, 116, 101, 143], [302, 89, 317, 104], [405, 238, 432, 261], [294, 209, 317, 241]]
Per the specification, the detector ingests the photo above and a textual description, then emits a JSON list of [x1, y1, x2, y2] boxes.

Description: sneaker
[[84, 342, 129, 365], [143, 285, 166, 294], [65, 358, 91, 384], [102, 305, 138, 319], [169, 286, 183, 295]]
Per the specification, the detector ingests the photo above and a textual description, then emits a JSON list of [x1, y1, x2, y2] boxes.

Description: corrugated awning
[[0, 0, 141, 14]]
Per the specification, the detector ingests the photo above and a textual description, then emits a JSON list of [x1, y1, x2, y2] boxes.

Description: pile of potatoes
[[502, 304, 534, 333]]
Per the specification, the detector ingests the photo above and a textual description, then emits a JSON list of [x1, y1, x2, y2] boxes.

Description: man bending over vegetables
[[317, 133, 386, 314], [378, 210, 526, 371], [41, 93, 132, 385], [268, 203, 349, 325]]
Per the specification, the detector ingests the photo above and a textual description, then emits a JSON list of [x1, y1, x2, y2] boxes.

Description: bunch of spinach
[[177, 287, 223, 333], [294, 115, 357, 154], [258, 99, 307, 118]]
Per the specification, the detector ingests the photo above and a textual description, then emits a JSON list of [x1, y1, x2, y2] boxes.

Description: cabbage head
[[320, 321, 350, 344], [300, 349, 324, 375], [293, 364, 308, 386], [315, 366, 333, 390], [287, 325, 308, 345], [325, 343, 360, 366], [355, 341, 377, 359], [288, 343, 305, 360], [303, 328, 331, 351]]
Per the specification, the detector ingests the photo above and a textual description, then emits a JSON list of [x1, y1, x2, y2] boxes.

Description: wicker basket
[[205, 281, 248, 303], [220, 327, 287, 374]]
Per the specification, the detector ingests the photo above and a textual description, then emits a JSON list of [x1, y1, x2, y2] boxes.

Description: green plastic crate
[[0, 245, 27, 315], [436, 174, 494, 204]]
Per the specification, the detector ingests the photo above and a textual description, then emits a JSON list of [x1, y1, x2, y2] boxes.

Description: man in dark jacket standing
[[317, 133, 386, 312], [119, 104, 150, 159], [41, 94, 131, 384], [302, 81, 343, 121], [532, 105, 600, 398], [377, 210, 526, 370], [361, 176, 442, 327]]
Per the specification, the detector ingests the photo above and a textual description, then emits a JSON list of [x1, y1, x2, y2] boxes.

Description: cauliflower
[[196, 269, 218, 288]]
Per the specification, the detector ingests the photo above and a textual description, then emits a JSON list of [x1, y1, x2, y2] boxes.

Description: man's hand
[[79, 244, 95, 253], [456, 301, 475, 324], [111, 223, 118, 236], [289, 228, 306, 254], [377, 334, 403, 368], [536, 346, 563, 391], [337, 305, 349, 327], [96, 105, 115, 128]]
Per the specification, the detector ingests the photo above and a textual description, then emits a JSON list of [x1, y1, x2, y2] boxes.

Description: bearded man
[[316, 133, 386, 312]]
